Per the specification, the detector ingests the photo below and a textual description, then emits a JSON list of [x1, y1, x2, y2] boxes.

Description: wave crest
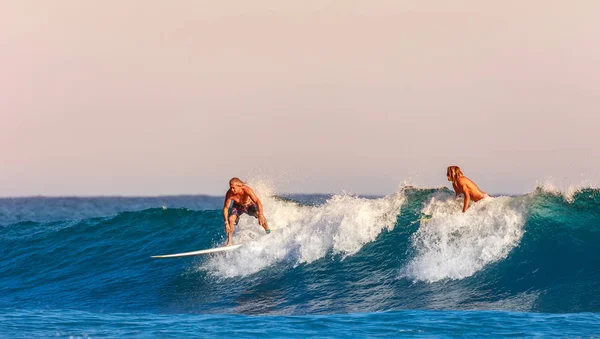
[[401, 191, 528, 282], [202, 191, 406, 278]]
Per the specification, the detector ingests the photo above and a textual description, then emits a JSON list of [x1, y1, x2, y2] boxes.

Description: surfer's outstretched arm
[[461, 184, 471, 213], [223, 192, 234, 245], [223, 192, 232, 227]]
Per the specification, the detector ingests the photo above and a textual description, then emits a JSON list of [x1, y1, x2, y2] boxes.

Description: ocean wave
[[2, 186, 600, 314]]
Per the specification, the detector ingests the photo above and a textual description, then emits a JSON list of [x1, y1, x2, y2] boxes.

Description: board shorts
[[229, 203, 259, 225]]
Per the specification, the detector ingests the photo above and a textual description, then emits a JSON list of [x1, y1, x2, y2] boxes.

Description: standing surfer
[[223, 177, 270, 246]]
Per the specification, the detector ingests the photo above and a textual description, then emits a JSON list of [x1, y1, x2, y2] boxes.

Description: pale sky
[[1, 1, 599, 196]]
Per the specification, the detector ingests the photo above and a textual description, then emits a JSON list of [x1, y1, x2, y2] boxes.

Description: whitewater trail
[[201, 184, 407, 278], [401, 191, 530, 282]]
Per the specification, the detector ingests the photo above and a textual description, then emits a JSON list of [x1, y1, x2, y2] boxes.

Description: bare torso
[[454, 177, 486, 201], [227, 187, 254, 206]]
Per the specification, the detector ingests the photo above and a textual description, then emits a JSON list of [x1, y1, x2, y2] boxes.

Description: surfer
[[447, 166, 487, 213], [223, 178, 270, 246]]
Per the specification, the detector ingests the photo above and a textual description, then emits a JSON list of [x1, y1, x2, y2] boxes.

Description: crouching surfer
[[446, 166, 488, 213], [223, 177, 270, 246]]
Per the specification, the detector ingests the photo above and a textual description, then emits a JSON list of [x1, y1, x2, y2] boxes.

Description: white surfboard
[[151, 244, 242, 259]]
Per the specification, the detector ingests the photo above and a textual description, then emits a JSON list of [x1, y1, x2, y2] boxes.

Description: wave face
[[1, 187, 600, 315]]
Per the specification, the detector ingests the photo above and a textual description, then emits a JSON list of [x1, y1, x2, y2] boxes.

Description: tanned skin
[[447, 169, 487, 213], [222, 180, 269, 246]]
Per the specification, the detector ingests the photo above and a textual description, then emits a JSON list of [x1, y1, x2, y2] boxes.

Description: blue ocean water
[[1, 185, 600, 337]]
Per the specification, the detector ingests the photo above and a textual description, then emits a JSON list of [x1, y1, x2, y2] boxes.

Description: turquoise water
[[2, 187, 600, 337]]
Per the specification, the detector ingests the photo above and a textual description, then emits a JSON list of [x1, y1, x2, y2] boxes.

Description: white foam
[[401, 191, 528, 283], [200, 182, 406, 278]]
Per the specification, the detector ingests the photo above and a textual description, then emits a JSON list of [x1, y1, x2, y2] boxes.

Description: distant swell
[[1, 187, 600, 314]]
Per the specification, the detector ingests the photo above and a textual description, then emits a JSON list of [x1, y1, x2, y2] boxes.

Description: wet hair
[[229, 177, 245, 186], [446, 166, 464, 182]]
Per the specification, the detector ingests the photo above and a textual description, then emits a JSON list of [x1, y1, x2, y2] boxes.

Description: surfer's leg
[[248, 205, 270, 233], [226, 215, 237, 246]]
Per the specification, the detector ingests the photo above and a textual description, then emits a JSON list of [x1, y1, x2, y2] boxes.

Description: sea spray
[[202, 191, 406, 278], [401, 191, 529, 282]]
